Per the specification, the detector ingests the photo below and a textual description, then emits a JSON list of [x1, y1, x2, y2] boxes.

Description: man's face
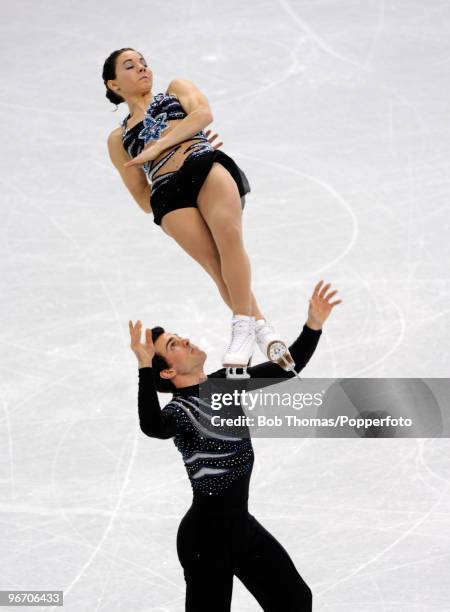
[[154, 331, 206, 379]]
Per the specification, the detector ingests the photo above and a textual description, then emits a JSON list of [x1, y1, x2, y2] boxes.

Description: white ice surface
[[1, 0, 450, 610]]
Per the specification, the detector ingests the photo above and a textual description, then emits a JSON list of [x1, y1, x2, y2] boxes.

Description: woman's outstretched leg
[[196, 162, 265, 369], [197, 162, 254, 316], [197, 162, 293, 369]]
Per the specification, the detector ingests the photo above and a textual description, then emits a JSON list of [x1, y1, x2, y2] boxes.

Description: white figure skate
[[255, 319, 301, 379], [223, 315, 255, 379]]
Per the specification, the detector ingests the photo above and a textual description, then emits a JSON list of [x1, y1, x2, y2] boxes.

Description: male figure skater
[[130, 280, 341, 611]]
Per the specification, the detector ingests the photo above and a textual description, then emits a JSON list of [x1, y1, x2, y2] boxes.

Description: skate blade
[[225, 366, 250, 379], [224, 358, 252, 379]]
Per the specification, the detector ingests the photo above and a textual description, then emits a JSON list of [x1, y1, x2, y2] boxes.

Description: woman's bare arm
[[107, 128, 152, 214], [160, 78, 214, 148]]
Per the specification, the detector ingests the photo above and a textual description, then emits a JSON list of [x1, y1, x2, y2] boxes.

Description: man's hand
[[129, 320, 155, 368], [204, 129, 223, 150], [306, 281, 342, 330]]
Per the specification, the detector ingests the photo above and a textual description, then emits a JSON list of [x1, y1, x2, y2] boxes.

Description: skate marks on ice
[[2, 0, 450, 610]]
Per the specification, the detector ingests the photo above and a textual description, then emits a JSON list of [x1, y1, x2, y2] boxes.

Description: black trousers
[[176, 506, 312, 611]]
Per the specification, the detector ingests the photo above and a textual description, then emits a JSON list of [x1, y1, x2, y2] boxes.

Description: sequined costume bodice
[[121, 91, 214, 191], [165, 388, 255, 511]]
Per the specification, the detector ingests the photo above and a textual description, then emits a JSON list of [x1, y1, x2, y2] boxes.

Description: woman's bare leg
[[197, 163, 263, 318], [161, 208, 264, 320], [161, 208, 233, 308], [251, 294, 264, 321]]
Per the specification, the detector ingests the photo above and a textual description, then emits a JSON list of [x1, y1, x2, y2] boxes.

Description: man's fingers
[[325, 289, 338, 301], [213, 141, 223, 149], [312, 280, 323, 298], [319, 282, 331, 298], [208, 133, 218, 142], [330, 299, 342, 307], [129, 320, 142, 342], [204, 129, 211, 137]]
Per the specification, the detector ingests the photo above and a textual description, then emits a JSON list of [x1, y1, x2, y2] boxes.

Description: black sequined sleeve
[[138, 367, 178, 439]]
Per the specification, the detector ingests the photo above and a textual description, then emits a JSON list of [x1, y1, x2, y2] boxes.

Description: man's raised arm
[[130, 320, 177, 439], [246, 280, 342, 380]]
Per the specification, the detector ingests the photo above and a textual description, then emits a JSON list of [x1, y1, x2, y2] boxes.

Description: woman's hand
[[306, 281, 342, 330], [129, 320, 155, 368]]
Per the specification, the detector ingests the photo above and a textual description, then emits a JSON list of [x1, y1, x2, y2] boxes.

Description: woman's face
[[108, 49, 153, 99]]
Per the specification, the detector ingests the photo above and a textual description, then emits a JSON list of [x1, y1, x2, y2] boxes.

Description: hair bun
[[105, 86, 124, 106]]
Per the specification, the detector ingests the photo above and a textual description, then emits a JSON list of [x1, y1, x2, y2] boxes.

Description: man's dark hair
[[151, 326, 176, 393]]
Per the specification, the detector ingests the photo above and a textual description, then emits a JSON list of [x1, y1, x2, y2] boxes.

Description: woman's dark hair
[[102, 47, 135, 107], [151, 326, 177, 393]]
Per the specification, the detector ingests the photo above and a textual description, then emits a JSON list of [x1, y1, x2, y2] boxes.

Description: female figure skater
[[103, 47, 292, 377], [127, 281, 341, 610]]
